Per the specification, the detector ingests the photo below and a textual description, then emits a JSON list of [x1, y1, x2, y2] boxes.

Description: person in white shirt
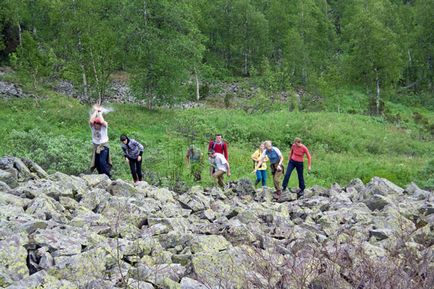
[[208, 149, 231, 188], [89, 105, 111, 178]]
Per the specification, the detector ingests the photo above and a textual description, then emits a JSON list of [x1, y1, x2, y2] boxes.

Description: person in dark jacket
[[120, 135, 144, 183]]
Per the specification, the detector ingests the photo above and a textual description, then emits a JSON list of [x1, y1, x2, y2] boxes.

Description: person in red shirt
[[208, 134, 228, 160], [208, 134, 228, 176], [282, 137, 312, 199]]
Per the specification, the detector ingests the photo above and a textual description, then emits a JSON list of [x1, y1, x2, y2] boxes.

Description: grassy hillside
[[0, 90, 433, 190]]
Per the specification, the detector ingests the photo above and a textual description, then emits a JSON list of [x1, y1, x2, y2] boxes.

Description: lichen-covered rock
[[0, 180, 10, 192], [81, 174, 111, 188], [178, 190, 211, 212], [31, 226, 88, 256], [26, 195, 69, 222], [50, 172, 87, 196], [0, 234, 28, 286], [22, 158, 49, 179], [107, 179, 139, 197], [405, 182, 433, 200], [192, 248, 246, 289], [78, 188, 111, 212], [365, 194, 394, 211], [6, 270, 78, 289], [362, 177, 404, 200], [0, 169, 18, 188], [147, 187, 176, 203], [180, 277, 208, 289], [0, 157, 432, 288], [191, 235, 230, 253], [130, 263, 186, 286], [49, 248, 107, 286]]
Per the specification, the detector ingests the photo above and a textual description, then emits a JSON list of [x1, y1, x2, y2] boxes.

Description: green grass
[[0, 91, 433, 190]]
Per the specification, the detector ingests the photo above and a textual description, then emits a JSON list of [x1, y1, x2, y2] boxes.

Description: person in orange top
[[282, 137, 312, 199]]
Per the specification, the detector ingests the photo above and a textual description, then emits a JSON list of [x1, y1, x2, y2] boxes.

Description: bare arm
[[89, 110, 99, 124], [305, 147, 312, 170], [226, 161, 231, 176], [89, 105, 108, 126], [255, 155, 265, 171]]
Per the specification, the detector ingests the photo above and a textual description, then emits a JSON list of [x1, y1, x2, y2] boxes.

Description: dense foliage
[[0, 0, 433, 111]]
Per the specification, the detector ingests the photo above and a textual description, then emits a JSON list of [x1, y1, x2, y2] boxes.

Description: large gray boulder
[[26, 195, 69, 222], [361, 177, 404, 200], [0, 169, 18, 188], [180, 277, 208, 289], [190, 235, 231, 253], [405, 182, 433, 201], [0, 234, 28, 286], [80, 174, 111, 189], [178, 190, 211, 212]]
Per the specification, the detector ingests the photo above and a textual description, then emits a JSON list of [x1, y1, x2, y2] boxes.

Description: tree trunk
[[72, 0, 88, 100], [77, 36, 88, 100], [194, 67, 200, 101], [90, 47, 102, 104], [375, 69, 381, 115], [18, 23, 22, 46], [428, 54, 433, 92], [243, 50, 248, 76]]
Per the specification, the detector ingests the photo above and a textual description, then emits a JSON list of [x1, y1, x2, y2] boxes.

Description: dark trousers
[[128, 157, 143, 182], [282, 159, 305, 191], [95, 147, 112, 178]]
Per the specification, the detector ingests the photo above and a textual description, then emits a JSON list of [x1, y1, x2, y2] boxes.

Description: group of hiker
[[90, 105, 312, 200]]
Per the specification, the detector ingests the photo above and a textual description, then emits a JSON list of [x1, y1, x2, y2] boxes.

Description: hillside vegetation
[[0, 87, 432, 190]]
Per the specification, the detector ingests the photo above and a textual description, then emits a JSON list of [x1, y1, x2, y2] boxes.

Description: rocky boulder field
[[0, 156, 433, 289]]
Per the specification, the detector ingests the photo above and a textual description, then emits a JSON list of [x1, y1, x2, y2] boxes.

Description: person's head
[[215, 134, 222, 142], [120, 134, 129, 144], [264, 140, 272, 150], [93, 118, 103, 129], [208, 149, 216, 158], [259, 143, 265, 151], [294, 137, 302, 147]]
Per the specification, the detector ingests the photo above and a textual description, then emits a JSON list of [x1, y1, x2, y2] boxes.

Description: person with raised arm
[[89, 105, 112, 178]]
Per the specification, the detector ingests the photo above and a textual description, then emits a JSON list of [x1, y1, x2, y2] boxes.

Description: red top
[[208, 141, 228, 160], [290, 144, 311, 167]]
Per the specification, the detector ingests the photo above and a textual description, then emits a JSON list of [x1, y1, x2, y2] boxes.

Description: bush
[[7, 129, 89, 175]]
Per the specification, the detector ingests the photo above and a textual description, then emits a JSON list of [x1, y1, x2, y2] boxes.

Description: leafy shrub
[[7, 129, 89, 175]]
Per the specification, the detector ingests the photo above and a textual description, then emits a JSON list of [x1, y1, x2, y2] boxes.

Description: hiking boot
[[297, 190, 304, 199], [272, 190, 282, 200]]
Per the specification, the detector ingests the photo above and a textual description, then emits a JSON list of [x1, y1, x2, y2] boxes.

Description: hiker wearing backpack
[[208, 149, 231, 188], [251, 142, 268, 194], [208, 134, 228, 161], [120, 134, 144, 183], [186, 144, 203, 181], [89, 105, 112, 178], [256, 141, 284, 200], [208, 134, 228, 176], [282, 137, 312, 199]]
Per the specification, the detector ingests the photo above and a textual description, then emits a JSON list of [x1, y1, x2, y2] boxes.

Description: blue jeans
[[95, 147, 112, 178], [255, 170, 267, 186], [282, 159, 304, 191]]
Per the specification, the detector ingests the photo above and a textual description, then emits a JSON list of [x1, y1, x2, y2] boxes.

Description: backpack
[[189, 147, 201, 161]]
